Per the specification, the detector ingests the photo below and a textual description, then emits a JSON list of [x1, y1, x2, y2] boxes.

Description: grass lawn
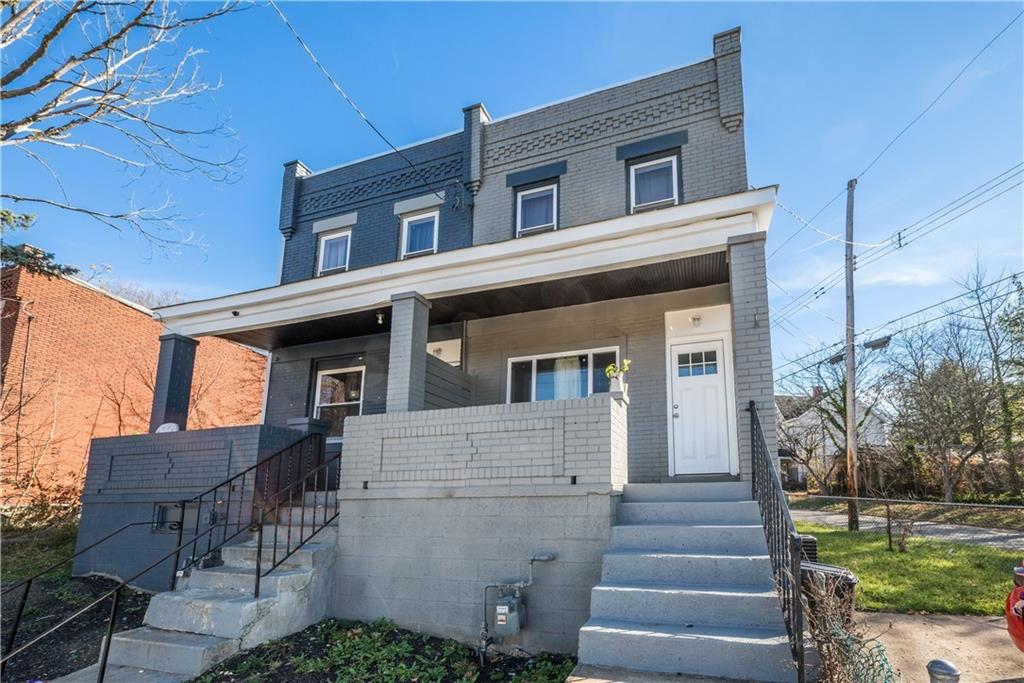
[[0, 521, 79, 583], [192, 618, 575, 683], [796, 522, 1019, 616]]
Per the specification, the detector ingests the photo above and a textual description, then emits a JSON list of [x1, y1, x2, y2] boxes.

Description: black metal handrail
[[171, 431, 326, 587], [749, 400, 806, 683], [1, 430, 333, 683]]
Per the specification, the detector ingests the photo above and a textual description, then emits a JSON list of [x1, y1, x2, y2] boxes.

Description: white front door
[[670, 340, 731, 475]]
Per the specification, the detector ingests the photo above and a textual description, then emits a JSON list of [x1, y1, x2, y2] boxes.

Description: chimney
[[713, 27, 744, 134], [462, 102, 490, 196], [278, 159, 311, 239]]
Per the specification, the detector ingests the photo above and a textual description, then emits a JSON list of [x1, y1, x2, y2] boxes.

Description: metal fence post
[[885, 500, 893, 552]]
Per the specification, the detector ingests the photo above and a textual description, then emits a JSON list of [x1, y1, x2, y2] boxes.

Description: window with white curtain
[[507, 347, 618, 403], [629, 155, 678, 212], [317, 230, 351, 274], [516, 183, 557, 234], [401, 210, 438, 258]]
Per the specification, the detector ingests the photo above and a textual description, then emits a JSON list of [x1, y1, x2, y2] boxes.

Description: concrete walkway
[[791, 509, 1024, 550], [859, 611, 1024, 683]]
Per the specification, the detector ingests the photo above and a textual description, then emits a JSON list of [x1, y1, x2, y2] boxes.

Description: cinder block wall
[[332, 396, 627, 652], [73, 425, 300, 590]]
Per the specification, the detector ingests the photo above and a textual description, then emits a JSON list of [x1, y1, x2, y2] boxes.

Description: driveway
[[791, 509, 1024, 551], [859, 612, 1024, 683]]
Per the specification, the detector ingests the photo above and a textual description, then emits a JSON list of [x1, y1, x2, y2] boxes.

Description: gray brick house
[[65, 28, 806, 683]]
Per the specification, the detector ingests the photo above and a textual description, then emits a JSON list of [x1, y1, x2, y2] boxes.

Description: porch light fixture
[[376, 312, 385, 325], [689, 315, 702, 328]]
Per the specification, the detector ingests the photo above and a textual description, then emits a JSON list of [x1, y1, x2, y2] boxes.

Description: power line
[[267, 0, 445, 200], [770, 165, 1023, 328], [768, 9, 1023, 261], [774, 200, 888, 248], [773, 273, 1021, 382]]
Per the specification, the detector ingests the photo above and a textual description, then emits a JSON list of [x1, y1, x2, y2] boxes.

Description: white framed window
[[314, 366, 364, 441], [400, 210, 439, 258], [629, 155, 678, 212], [507, 347, 619, 403], [516, 183, 558, 235], [317, 230, 351, 275]]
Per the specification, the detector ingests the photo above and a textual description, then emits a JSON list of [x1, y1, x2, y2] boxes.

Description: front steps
[[578, 482, 798, 682], [54, 518, 337, 683]]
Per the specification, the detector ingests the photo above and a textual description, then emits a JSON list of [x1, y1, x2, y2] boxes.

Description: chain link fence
[[788, 494, 1024, 550]]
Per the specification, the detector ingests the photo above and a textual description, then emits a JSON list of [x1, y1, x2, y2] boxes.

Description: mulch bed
[[0, 575, 150, 683]]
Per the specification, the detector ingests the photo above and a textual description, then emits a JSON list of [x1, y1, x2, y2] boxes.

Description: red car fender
[[1009, 565, 1024, 653]]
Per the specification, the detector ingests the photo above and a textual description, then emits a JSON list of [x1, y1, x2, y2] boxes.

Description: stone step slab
[[105, 626, 239, 677], [616, 501, 761, 525], [601, 549, 775, 587], [144, 588, 275, 639], [589, 582, 786, 628], [622, 482, 751, 503], [610, 523, 767, 554]]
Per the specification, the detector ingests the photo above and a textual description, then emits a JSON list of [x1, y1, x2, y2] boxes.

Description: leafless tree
[[778, 413, 842, 494], [1, 0, 241, 250]]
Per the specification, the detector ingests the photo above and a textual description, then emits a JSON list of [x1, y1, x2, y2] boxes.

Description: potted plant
[[605, 359, 631, 396]]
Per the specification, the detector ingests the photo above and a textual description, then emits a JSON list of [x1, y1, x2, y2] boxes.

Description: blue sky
[[5, 1, 1022, 373]]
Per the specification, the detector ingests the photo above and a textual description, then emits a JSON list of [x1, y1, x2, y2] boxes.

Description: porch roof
[[155, 187, 776, 350]]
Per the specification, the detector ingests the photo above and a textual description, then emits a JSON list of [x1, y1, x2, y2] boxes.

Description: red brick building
[[1, 267, 267, 507]]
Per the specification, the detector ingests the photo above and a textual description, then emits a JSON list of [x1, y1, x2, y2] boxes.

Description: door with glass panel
[[670, 341, 729, 474], [314, 366, 365, 441]]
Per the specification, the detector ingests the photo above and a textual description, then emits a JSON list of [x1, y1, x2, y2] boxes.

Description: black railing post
[[253, 508, 264, 599], [170, 500, 186, 589], [95, 586, 121, 683], [1, 577, 32, 670]]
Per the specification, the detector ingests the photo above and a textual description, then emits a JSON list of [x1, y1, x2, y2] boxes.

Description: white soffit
[[157, 187, 776, 338]]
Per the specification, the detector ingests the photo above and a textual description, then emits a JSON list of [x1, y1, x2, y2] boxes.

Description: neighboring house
[[64, 29, 805, 682], [0, 266, 266, 507], [776, 391, 888, 489]]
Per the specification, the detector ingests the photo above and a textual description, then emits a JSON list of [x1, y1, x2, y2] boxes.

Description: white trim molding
[[516, 183, 558, 235], [155, 187, 777, 345], [630, 155, 679, 213], [394, 192, 445, 216], [506, 346, 619, 403]]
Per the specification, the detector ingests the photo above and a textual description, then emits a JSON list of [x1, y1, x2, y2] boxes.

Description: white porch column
[[386, 291, 431, 412]]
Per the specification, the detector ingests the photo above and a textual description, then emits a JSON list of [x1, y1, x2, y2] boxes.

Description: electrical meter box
[[494, 594, 524, 637]]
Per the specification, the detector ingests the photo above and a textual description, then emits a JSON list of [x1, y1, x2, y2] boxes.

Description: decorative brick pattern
[[340, 394, 628, 491]]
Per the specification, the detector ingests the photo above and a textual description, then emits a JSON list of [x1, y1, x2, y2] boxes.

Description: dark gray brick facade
[[73, 425, 301, 590]]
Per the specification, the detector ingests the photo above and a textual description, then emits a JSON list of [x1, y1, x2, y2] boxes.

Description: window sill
[[631, 199, 679, 214], [517, 224, 557, 237], [318, 266, 349, 277], [401, 249, 436, 260]]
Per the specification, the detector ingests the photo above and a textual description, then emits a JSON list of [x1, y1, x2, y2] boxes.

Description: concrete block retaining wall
[[332, 394, 628, 652]]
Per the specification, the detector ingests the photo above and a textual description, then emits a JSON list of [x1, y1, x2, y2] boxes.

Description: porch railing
[[1, 430, 337, 683], [749, 400, 806, 683]]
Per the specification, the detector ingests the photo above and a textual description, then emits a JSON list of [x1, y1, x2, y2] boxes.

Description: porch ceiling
[[220, 251, 727, 349]]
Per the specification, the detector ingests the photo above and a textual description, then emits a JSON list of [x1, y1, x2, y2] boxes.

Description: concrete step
[[622, 482, 750, 503], [220, 540, 334, 569], [617, 501, 761, 525], [577, 619, 797, 682], [105, 626, 239, 676], [257, 523, 335, 548], [144, 588, 275, 639], [610, 523, 766, 554], [271, 505, 339, 528], [601, 550, 775, 587], [302, 490, 338, 507], [183, 563, 312, 596], [589, 582, 786, 629]]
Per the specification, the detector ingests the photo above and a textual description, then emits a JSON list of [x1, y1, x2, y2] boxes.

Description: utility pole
[[844, 178, 859, 531]]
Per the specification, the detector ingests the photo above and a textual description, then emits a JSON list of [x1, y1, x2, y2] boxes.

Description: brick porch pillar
[[149, 333, 198, 432], [386, 291, 431, 413], [728, 232, 777, 481]]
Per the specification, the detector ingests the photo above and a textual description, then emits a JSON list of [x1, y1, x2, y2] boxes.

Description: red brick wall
[[0, 268, 266, 505]]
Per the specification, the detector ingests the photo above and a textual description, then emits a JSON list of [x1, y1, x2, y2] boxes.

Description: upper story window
[[507, 347, 618, 403], [401, 210, 438, 258], [516, 183, 558, 235], [630, 155, 678, 212], [314, 366, 364, 441], [317, 230, 351, 274]]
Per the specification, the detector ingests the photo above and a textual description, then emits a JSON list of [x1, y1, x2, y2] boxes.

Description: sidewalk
[[859, 611, 1024, 683], [791, 509, 1024, 550]]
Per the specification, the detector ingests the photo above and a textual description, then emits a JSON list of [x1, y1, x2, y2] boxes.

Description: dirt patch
[[858, 611, 1024, 683], [0, 575, 150, 683]]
